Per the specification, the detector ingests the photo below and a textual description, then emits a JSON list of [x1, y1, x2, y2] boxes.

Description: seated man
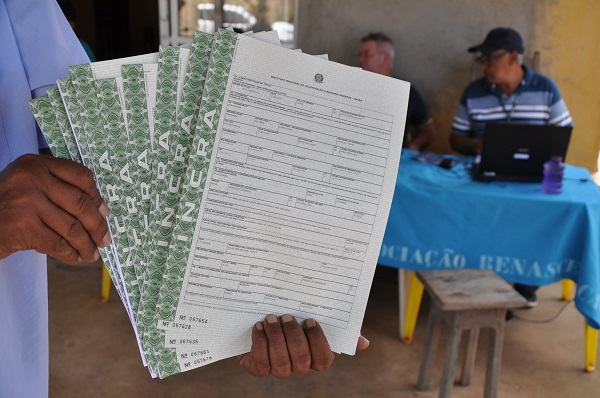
[[450, 27, 573, 155], [450, 27, 574, 305], [359, 32, 436, 151]]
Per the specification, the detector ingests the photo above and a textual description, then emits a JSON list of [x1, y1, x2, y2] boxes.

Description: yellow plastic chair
[[563, 279, 600, 372], [403, 271, 598, 372], [402, 271, 423, 344], [101, 262, 111, 303]]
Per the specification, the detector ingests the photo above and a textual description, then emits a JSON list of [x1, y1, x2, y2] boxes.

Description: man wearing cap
[[450, 27, 573, 155], [450, 27, 573, 307], [359, 32, 437, 151]]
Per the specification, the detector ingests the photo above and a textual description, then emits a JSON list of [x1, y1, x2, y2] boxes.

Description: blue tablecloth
[[379, 149, 600, 329]]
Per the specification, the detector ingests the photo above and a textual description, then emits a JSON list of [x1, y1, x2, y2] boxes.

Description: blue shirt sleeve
[[0, 2, 91, 396], [5, 0, 89, 92], [545, 79, 573, 126], [0, 0, 89, 162], [451, 89, 472, 136]]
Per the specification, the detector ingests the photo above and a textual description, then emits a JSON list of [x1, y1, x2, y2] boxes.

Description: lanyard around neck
[[496, 84, 523, 123]]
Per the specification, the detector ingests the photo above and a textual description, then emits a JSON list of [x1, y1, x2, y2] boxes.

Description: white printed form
[[171, 37, 409, 356]]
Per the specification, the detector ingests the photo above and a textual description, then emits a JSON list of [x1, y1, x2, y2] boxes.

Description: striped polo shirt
[[452, 65, 573, 138]]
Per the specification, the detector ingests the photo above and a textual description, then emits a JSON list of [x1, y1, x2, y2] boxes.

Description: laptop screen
[[474, 123, 573, 182]]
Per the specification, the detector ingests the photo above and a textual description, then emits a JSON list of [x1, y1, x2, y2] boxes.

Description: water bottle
[[541, 155, 565, 194]]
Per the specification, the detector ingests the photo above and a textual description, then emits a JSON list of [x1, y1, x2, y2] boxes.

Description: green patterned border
[[137, 45, 181, 373], [68, 65, 136, 313], [93, 77, 143, 317], [122, 64, 154, 264], [67, 66, 130, 300], [154, 28, 238, 378], [151, 31, 213, 326], [32, 83, 122, 307], [47, 87, 83, 163], [29, 95, 70, 159], [56, 77, 93, 167]]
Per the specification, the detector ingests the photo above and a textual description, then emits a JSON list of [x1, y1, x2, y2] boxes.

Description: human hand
[[356, 334, 370, 350], [237, 314, 334, 378], [237, 314, 369, 378], [0, 154, 110, 264]]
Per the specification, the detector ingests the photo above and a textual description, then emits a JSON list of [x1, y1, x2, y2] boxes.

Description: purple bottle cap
[[551, 155, 563, 162]]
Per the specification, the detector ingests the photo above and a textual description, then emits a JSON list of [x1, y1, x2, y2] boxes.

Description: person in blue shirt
[[450, 27, 573, 155], [450, 27, 574, 307], [0, 1, 108, 396], [0, 2, 366, 395]]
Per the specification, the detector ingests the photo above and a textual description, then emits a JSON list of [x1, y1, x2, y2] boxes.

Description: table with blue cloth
[[378, 149, 600, 371]]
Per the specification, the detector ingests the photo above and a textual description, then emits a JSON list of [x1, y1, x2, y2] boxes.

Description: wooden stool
[[416, 269, 527, 398]]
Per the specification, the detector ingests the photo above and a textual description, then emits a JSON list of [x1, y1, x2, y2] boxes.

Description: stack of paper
[[30, 29, 410, 378]]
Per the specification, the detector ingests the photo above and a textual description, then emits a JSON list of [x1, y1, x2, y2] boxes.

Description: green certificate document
[[31, 29, 409, 380], [152, 29, 409, 377]]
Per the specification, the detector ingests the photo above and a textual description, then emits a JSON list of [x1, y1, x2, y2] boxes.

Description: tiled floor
[[48, 259, 599, 397]]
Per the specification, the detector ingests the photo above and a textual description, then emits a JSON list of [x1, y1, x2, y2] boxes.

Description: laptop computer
[[473, 123, 573, 182]]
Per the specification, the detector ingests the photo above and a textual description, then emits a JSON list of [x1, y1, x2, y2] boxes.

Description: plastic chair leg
[[402, 271, 424, 344], [585, 321, 598, 372], [562, 279, 575, 301], [101, 263, 111, 303]]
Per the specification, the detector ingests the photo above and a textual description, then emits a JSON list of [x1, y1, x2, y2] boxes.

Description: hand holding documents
[[30, 28, 409, 378]]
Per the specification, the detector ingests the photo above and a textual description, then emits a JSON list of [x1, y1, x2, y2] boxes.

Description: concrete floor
[[48, 259, 599, 398]]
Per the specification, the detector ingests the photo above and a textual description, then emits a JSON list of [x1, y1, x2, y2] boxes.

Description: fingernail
[[255, 322, 264, 331], [281, 314, 294, 323], [265, 314, 278, 324], [93, 249, 100, 261], [77, 256, 83, 263], [101, 232, 111, 247], [304, 319, 316, 328], [359, 336, 370, 346], [99, 203, 109, 217]]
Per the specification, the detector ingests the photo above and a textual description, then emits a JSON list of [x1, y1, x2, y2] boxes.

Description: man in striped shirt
[[450, 27, 574, 308], [450, 27, 573, 155]]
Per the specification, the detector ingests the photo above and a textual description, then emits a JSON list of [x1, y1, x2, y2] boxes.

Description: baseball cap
[[468, 27, 524, 54]]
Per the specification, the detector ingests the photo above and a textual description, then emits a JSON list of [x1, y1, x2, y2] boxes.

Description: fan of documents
[[30, 29, 409, 378]]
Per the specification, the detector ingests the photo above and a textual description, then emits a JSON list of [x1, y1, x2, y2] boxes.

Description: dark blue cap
[[468, 27, 525, 54]]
